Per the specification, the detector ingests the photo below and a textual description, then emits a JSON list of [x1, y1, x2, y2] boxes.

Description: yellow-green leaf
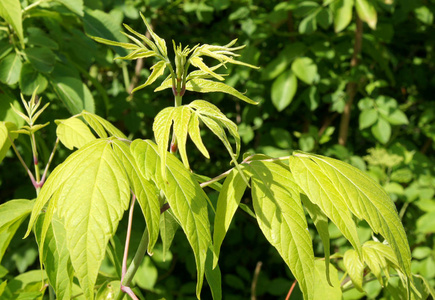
[[331, 0, 354, 32], [55, 118, 96, 150], [343, 249, 364, 292], [131, 139, 212, 299], [355, 0, 377, 29], [81, 111, 127, 139], [0, 121, 17, 163], [153, 106, 176, 179], [140, 13, 167, 56], [172, 106, 192, 169], [189, 57, 225, 81], [0, 0, 24, 47], [248, 161, 315, 300], [188, 113, 210, 159], [185, 78, 258, 105], [132, 61, 167, 93]]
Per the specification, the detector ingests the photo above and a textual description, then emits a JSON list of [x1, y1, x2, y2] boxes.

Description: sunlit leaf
[[26, 139, 131, 299], [355, 0, 377, 29], [213, 168, 248, 268], [111, 139, 160, 254], [0, 0, 24, 46], [172, 106, 192, 169], [55, 0, 84, 16], [0, 53, 22, 85], [190, 57, 225, 81], [188, 112, 210, 159], [271, 69, 297, 112], [35, 215, 73, 300], [153, 106, 176, 178], [331, 0, 354, 32], [0, 121, 17, 163], [313, 260, 342, 299], [290, 152, 412, 278], [132, 61, 167, 93], [81, 111, 127, 139], [291, 57, 318, 85], [185, 78, 258, 105], [248, 161, 315, 300], [55, 118, 96, 150], [343, 249, 364, 292], [131, 139, 212, 298], [140, 12, 167, 56]]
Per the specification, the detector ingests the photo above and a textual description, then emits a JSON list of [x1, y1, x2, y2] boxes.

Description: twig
[[285, 280, 298, 300], [39, 137, 59, 188], [7, 134, 37, 188], [251, 261, 262, 300], [122, 194, 136, 282]]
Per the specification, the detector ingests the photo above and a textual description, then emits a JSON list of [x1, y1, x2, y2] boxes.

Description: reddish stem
[[285, 280, 298, 300]]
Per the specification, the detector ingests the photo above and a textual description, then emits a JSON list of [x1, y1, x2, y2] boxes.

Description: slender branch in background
[[338, 15, 363, 146], [285, 280, 298, 300], [122, 193, 136, 282], [39, 137, 60, 188], [251, 261, 262, 300], [127, 58, 144, 94], [7, 134, 37, 188]]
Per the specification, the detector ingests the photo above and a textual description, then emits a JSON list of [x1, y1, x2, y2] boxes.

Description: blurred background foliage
[[1, 0, 435, 299]]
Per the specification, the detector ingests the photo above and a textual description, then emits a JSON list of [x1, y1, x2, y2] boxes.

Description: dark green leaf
[[24, 47, 55, 73], [19, 63, 48, 95]]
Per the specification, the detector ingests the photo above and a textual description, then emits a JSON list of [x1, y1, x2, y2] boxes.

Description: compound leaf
[[26, 139, 131, 299], [55, 118, 96, 150], [249, 161, 315, 300], [81, 111, 127, 139], [132, 60, 167, 93], [290, 152, 411, 278], [131, 139, 212, 298]]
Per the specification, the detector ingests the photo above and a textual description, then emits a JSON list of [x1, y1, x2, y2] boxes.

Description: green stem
[[115, 227, 149, 300], [30, 133, 41, 195], [122, 62, 131, 92], [8, 134, 37, 189]]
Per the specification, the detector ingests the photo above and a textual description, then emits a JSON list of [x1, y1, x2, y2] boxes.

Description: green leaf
[[0, 53, 22, 85], [355, 0, 377, 29], [213, 168, 248, 268], [343, 249, 364, 292], [83, 9, 128, 57], [111, 140, 160, 255], [261, 43, 306, 81], [173, 106, 192, 169], [362, 241, 400, 286], [26, 139, 131, 299], [385, 109, 409, 125], [132, 61, 167, 93], [131, 139, 212, 298], [19, 63, 48, 95], [0, 0, 24, 47], [0, 199, 33, 262], [248, 161, 315, 300], [188, 112, 210, 159], [159, 211, 179, 261], [55, 118, 96, 150], [331, 0, 354, 32], [35, 215, 73, 300], [0, 122, 17, 164], [290, 152, 412, 278], [140, 12, 167, 56], [55, 0, 84, 16], [291, 57, 318, 85], [185, 78, 258, 105], [50, 64, 95, 115], [359, 108, 378, 130], [153, 106, 176, 179], [24, 47, 55, 74], [313, 260, 342, 299], [205, 246, 222, 300], [289, 154, 362, 256], [271, 69, 297, 112], [371, 117, 391, 144], [81, 111, 127, 139], [190, 57, 225, 81]]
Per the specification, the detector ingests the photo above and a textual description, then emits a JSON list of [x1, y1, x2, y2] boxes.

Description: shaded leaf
[[55, 0, 84, 16], [249, 161, 315, 300], [291, 57, 318, 85], [0, 53, 22, 85], [19, 63, 48, 95], [131, 139, 212, 298], [359, 108, 378, 130], [271, 69, 297, 111], [371, 117, 391, 144], [24, 47, 55, 74], [55, 118, 96, 150], [159, 210, 179, 261]]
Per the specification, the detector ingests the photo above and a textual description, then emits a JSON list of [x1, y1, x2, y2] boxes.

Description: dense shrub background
[[1, 0, 434, 299]]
